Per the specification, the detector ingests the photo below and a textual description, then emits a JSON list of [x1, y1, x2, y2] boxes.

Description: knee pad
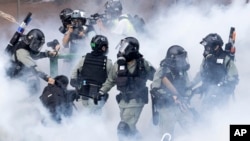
[[117, 121, 130, 136]]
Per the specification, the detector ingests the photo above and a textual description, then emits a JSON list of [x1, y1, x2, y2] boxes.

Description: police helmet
[[116, 37, 140, 62], [90, 35, 109, 53], [104, 0, 123, 18], [24, 29, 45, 55], [162, 45, 190, 72], [200, 33, 224, 57], [71, 9, 87, 25], [59, 8, 73, 22]]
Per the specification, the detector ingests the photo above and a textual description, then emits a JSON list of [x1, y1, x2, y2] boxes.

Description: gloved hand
[[46, 50, 58, 58], [65, 90, 79, 102], [93, 91, 108, 105]]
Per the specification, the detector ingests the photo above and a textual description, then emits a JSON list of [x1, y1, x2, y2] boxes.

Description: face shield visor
[[29, 37, 45, 55], [165, 51, 189, 72], [174, 52, 190, 71], [200, 40, 217, 57], [116, 39, 138, 62], [116, 39, 129, 55]]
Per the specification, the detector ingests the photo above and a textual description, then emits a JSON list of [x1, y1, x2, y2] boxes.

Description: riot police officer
[[150, 45, 195, 141], [70, 35, 112, 115], [96, 37, 156, 140], [5, 28, 57, 94], [191, 33, 239, 114], [96, 0, 137, 37]]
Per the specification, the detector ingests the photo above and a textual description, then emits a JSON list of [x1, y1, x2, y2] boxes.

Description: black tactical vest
[[80, 53, 107, 86], [201, 52, 228, 85], [116, 58, 147, 94]]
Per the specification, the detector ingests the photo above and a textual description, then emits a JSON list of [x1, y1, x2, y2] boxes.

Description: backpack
[[40, 84, 66, 109]]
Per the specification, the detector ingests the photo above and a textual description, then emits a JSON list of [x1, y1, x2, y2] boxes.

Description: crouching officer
[[5, 28, 58, 94], [95, 37, 156, 141], [70, 35, 112, 115], [40, 75, 78, 123]]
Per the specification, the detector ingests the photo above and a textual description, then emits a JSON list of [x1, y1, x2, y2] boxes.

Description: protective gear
[[23, 29, 45, 55], [79, 53, 107, 86], [93, 91, 109, 105], [162, 45, 190, 72], [71, 9, 87, 27], [117, 121, 131, 136], [200, 33, 224, 57], [116, 37, 140, 62], [59, 8, 73, 25], [90, 35, 109, 54], [104, 0, 123, 19]]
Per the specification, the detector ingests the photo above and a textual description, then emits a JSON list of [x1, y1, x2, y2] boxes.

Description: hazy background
[[0, 0, 250, 141]]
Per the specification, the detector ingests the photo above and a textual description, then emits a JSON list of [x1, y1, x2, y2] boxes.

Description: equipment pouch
[[78, 85, 90, 100], [89, 85, 99, 97], [116, 77, 128, 87]]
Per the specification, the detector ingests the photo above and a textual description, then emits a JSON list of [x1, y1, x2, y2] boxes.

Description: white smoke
[[1, 0, 250, 141]]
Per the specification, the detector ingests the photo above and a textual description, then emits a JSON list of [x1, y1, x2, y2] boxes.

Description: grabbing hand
[[93, 91, 103, 105], [93, 91, 109, 105], [47, 51, 58, 57]]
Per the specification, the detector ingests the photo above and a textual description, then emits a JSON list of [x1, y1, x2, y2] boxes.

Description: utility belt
[[116, 87, 148, 104]]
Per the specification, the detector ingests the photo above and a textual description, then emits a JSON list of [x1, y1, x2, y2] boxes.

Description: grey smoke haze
[[0, 0, 250, 141]]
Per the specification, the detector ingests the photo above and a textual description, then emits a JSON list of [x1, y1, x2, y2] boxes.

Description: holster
[[141, 87, 149, 104], [150, 90, 173, 108]]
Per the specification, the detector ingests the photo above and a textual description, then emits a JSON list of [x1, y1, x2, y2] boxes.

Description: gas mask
[[170, 52, 190, 72]]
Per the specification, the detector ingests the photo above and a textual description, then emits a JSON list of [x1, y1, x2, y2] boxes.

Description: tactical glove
[[93, 91, 109, 105]]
